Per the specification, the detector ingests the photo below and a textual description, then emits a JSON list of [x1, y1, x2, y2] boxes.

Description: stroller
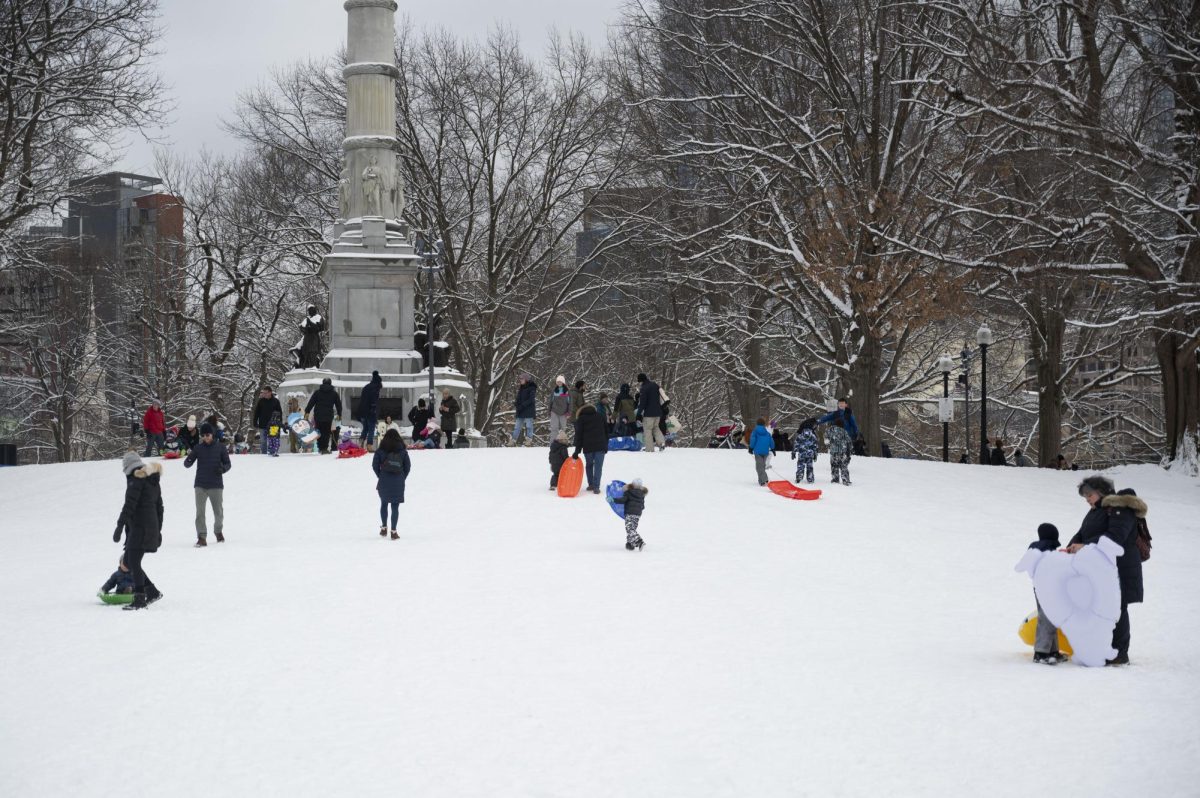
[[708, 421, 745, 449], [163, 426, 182, 459]]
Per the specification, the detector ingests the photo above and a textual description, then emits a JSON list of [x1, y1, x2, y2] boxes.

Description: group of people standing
[[513, 372, 671, 454], [745, 399, 859, 487]]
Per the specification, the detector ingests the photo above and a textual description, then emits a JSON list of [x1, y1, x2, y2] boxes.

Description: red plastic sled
[[767, 480, 822, 500], [556, 457, 584, 498]]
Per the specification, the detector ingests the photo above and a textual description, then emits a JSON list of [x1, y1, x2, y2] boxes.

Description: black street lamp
[[959, 347, 973, 462], [937, 353, 954, 462], [417, 232, 444, 408], [977, 323, 994, 465]]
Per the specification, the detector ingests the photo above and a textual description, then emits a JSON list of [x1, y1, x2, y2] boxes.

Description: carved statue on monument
[[338, 168, 350, 219], [362, 156, 382, 216], [292, 305, 326, 369]]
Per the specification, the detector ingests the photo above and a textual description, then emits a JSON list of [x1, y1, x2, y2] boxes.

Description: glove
[[572, 454, 580, 460], [113, 525, 122, 543]]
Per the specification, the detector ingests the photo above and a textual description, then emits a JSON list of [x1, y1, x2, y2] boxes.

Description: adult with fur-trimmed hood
[[1064, 476, 1146, 666], [113, 452, 164, 610]]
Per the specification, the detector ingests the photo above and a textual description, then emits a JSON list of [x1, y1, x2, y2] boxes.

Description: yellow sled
[[1018, 612, 1074, 656]]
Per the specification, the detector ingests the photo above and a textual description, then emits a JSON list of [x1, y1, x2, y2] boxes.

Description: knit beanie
[[122, 451, 144, 475], [186, 415, 197, 429], [199, 422, 215, 436], [630, 477, 643, 488], [1037, 523, 1060, 543], [556, 375, 566, 385], [636, 373, 647, 383]]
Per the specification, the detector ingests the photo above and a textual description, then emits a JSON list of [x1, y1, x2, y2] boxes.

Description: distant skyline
[[115, 0, 627, 176]]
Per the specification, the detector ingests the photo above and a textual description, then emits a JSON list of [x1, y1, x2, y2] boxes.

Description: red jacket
[[143, 406, 165, 435]]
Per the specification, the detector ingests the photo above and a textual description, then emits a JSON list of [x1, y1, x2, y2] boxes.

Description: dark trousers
[[442, 421, 454, 448], [379, 499, 399, 530], [361, 414, 377, 445], [584, 450, 606, 490], [316, 419, 333, 453], [1113, 600, 1131, 657], [143, 432, 164, 456], [124, 549, 157, 596]]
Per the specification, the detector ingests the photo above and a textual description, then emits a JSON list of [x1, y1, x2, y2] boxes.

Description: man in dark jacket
[[114, 452, 164, 609], [439, 388, 460, 448], [989, 439, 1008, 466], [818, 398, 859, 442], [408, 399, 431, 445], [572, 404, 609, 493], [305, 378, 343, 454], [252, 387, 283, 455], [512, 374, 537, 445], [184, 422, 232, 547], [635, 373, 665, 452], [359, 371, 383, 449], [1065, 476, 1145, 665]]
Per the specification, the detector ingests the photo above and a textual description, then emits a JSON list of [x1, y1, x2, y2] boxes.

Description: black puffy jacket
[[1068, 493, 1145, 604], [253, 396, 283, 429], [305, 384, 343, 423], [515, 380, 537, 418], [572, 405, 608, 456], [116, 463, 164, 552]]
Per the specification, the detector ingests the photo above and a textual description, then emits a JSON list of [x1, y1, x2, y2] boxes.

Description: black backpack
[[381, 450, 407, 474]]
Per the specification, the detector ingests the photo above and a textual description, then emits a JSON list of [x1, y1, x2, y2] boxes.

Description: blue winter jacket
[[792, 429, 818, 463], [818, 409, 858, 440], [372, 446, 412, 503], [184, 440, 231, 489], [749, 425, 774, 456], [101, 568, 135, 594]]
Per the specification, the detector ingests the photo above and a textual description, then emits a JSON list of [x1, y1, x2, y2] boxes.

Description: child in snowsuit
[[826, 418, 852, 485], [549, 428, 570, 489], [98, 555, 135, 597], [791, 419, 818, 484], [612, 478, 648, 550], [265, 409, 282, 457], [1028, 523, 1069, 664]]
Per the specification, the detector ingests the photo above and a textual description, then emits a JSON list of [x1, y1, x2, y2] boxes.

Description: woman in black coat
[[113, 452, 164, 610], [1065, 476, 1145, 665], [572, 405, 609, 494], [371, 429, 411, 539]]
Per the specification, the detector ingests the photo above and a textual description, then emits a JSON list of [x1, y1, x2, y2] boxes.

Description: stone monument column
[[278, 0, 476, 443]]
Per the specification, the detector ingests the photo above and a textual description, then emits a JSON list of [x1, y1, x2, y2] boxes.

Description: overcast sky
[[116, 0, 627, 175]]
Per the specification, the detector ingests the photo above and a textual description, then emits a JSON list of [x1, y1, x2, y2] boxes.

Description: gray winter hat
[[122, 451, 145, 475]]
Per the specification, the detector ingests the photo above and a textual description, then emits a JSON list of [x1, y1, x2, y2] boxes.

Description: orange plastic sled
[[556, 457, 584, 498], [767, 480, 822, 500]]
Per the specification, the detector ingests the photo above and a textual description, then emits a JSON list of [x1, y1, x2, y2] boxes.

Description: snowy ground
[[2, 448, 1198, 796]]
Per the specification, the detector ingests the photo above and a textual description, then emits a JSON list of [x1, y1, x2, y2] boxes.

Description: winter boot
[[633, 537, 645, 550], [123, 593, 148, 611], [215, 532, 225, 543], [145, 587, 163, 606], [1050, 651, 1069, 664], [625, 542, 635, 550], [1105, 653, 1130, 666], [379, 526, 388, 537], [194, 537, 207, 548], [1032, 651, 1059, 665], [390, 530, 399, 540]]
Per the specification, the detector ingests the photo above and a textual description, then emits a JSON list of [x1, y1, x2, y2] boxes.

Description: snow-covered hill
[[2, 449, 1198, 796]]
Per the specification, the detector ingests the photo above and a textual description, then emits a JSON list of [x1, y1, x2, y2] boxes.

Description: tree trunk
[[1156, 327, 1200, 463], [1030, 303, 1066, 467], [846, 328, 883, 456]]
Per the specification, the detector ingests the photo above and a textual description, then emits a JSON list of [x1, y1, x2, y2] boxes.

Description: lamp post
[[977, 323, 994, 465], [959, 347, 973, 462], [417, 232, 444, 408], [937, 353, 954, 462]]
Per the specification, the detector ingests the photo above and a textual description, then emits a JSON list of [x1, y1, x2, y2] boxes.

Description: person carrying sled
[[549, 428, 570, 490], [184, 422, 232, 546], [749, 417, 774, 486], [611, 478, 648, 551], [826, 417, 852, 485], [372, 428, 412, 539], [112, 452, 164, 610], [304, 377, 343, 454], [1025, 523, 1069, 664], [791, 418, 818, 484]]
